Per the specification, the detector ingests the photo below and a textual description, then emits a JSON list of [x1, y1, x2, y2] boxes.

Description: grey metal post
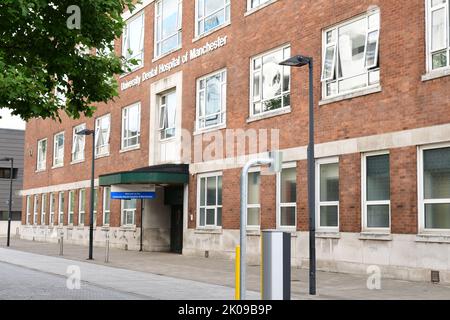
[[7, 158, 13, 247], [240, 157, 274, 300], [307, 58, 316, 295], [88, 129, 95, 260], [105, 232, 110, 263], [59, 230, 64, 256]]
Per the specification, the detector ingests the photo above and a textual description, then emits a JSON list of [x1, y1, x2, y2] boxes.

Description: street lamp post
[[0, 157, 14, 247], [279, 55, 316, 295], [77, 128, 95, 260]]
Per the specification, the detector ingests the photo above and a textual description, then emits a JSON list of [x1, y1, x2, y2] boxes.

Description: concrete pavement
[[2, 238, 450, 299]]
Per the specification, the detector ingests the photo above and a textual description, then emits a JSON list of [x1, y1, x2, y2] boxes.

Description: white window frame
[[93, 188, 98, 227], [321, 10, 381, 99], [247, 0, 272, 11], [95, 114, 111, 157], [49, 193, 55, 226], [418, 142, 450, 233], [72, 124, 86, 163], [195, 0, 230, 38], [103, 187, 111, 226], [158, 89, 177, 141], [426, 0, 450, 72], [361, 150, 391, 233], [41, 193, 47, 226], [121, 199, 137, 227], [197, 171, 223, 229], [315, 157, 340, 232], [68, 190, 75, 225], [249, 44, 291, 118], [33, 195, 39, 225], [121, 102, 141, 150], [79, 189, 86, 226], [122, 12, 145, 71], [58, 191, 65, 226], [276, 162, 297, 230], [155, 0, 183, 58], [247, 168, 261, 230], [53, 132, 64, 167], [196, 68, 227, 131], [37, 138, 47, 171], [26, 195, 31, 225]]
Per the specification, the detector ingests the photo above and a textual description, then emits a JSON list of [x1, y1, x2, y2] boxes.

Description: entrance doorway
[[170, 205, 183, 253]]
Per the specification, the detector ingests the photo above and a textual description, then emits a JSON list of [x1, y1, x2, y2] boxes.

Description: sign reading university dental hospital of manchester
[[121, 35, 228, 91]]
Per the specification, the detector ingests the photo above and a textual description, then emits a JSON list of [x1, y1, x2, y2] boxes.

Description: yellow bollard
[[235, 245, 240, 300]]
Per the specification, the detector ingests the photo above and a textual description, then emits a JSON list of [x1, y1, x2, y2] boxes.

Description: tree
[[0, 0, 138, 121]]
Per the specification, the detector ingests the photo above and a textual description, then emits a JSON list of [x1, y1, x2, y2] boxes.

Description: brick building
[[21, 0, 450, 283]]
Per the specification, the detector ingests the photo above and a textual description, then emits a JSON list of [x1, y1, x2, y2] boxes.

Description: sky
[[0, 108, 26, 130]]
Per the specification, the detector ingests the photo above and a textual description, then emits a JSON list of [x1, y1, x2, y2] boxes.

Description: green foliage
[[0, 0, 139, 121]]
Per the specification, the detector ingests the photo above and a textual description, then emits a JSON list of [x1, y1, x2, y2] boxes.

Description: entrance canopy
[[99, 164, 189, 186]]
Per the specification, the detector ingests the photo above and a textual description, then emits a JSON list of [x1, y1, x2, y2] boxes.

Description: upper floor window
[[419, 145, 450, 231], [122, 13, 145, 71], [250, 45, 291, 117], [72, 124, 86, 163], [321, 10, 380, 99], [155, 0, 182, 58], [197, 172, 222, 228], [362, 152, 390, 231], [95, 114, 111, 157], [159, 90, 177, 140], [121, 102, 141, 150], [37, 138, 47, 171], [53, 132, 64, 167], [196, 0, 230, 37], [247, 0, 271, 11], [427, 0, 450, 71], [196, 69, 227, 131]]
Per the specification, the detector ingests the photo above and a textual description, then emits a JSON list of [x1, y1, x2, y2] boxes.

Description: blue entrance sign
[[110, 191, 156, 200]]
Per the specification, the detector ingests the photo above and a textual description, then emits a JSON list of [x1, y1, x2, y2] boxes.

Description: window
[[250, 45, 291, 117], [68, 191, 75, 225], [155, 0, 182, 58], [196, 69, 227, 130], [277, 165, 297, 228], [103, 187, 111, 226], [93, 188, 98, 226], [79, 189, 86, 225], [33, 195, 39, 225], [196, 0, 230, 37], [95, 114, 111, 157], [317, 159, 339, 230], [41, 194, 47, 225], [121, 199, 137, 226], [26, 196, 31, 225], [321, 10, 380, 99], [122, 13, 144, 71], [159, 90, 177, 140], [121, 103, 141, 149], [362, 152, 390, 230], [58, 192, 65, 225], [427, 0, 450, 71], [37, 139, 47, 171], [49, 193, 55, 225], [247, 0, 271, 11], [72, 124, 86, 162], [197, 173, 222, 228], [53, 132, 64, 167], [419, 145, 450, 230], [0, 167, 18, 179], [247, 171, 261, 229]]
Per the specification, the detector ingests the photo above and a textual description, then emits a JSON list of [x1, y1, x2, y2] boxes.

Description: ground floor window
[[58, 192, 65, 225], [68, 190, 75, 225], [121, 199, 136, 226], [26, 195, 31, 225], [103, 187, 111, 226], [41, 194, 47, 225], [317, 158, 339, 230], [420, 145, 450, 231], [362, 152, 390, 231], [277, 164, 297, 229], [33, 195, 39, 225], [197, 173, 222, 228], [78, 189, 85, 225], [49, 193, 55, 225], [247, 171, 261, 229]]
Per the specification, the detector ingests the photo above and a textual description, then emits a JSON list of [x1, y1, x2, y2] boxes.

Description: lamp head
[[76, 129, 95, 136], [279, 55, 311, 67]]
